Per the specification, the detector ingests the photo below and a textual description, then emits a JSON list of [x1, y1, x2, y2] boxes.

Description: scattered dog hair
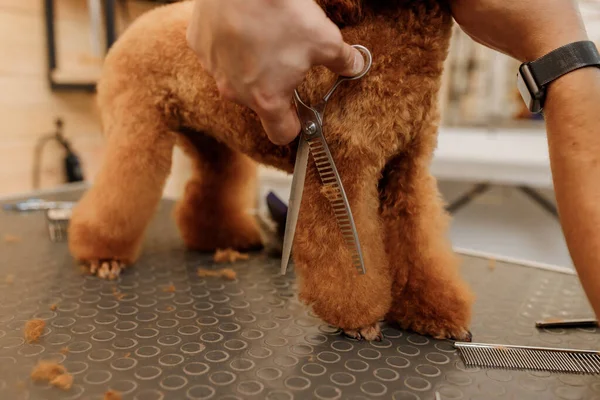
[[31, 361, 64, 381], [163, 284, 176, 292], [49, 374, 74, 390], [24, 319, 45, 343], [30, 361, 73, 391], [213, 248, 249, 263], [104, 390, 122, 400], [3, 234, 21, 243], [197, 268, 237, 281], [112, 287, 126, 300], [320, 183, 342, 202]]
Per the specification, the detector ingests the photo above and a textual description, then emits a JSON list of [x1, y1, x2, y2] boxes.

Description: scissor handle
[[293, 89, 321, 135], [322, 44, 372, 104], [343, 45, 373, 80]]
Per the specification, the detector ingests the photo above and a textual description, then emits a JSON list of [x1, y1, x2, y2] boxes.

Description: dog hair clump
[[31, 361, 73, 391], [24, 319, 45, 343]]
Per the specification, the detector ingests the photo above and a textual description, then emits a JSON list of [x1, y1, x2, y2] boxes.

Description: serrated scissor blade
[[304, 131, 366, 274], [280, 138, 310, 275]]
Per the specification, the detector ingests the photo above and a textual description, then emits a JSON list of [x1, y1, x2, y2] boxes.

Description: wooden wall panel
[[1, 0, 287, 201], [0, 0, 187, 198]]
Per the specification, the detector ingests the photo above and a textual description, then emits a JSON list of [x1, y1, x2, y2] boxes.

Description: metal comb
[[3, 198, 76, 211], [535, 317, 598, 329], [46, 207, 72, 242], [454, 342, 600, 375]]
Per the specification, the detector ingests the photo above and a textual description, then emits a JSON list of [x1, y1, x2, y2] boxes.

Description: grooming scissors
[[280, 44, 373, 275]]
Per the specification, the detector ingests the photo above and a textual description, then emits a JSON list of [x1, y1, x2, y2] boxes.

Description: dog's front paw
[[83, 260, 126, 280], [432, 328, 472, 342], [400, 319, 472, 342], [342, 323, 383, 342]]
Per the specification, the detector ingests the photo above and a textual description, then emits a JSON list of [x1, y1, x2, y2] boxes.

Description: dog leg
[[293, 162, 392, 341], [174, 134, 263, 252], [68, 106, 176, 279], [380, 137, 474, 341]]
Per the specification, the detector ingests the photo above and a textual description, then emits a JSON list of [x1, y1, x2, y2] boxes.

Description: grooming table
[[0, 186, 598, 400]]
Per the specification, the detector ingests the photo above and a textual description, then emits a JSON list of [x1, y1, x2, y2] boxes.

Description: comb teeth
[[46, 208, 72, 242], [455, 342, 600, 375], [305, 135, 364, 273], [48, 220, 69, 242]]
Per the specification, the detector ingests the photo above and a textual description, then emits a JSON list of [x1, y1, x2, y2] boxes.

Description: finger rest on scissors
[[344, 44, 373, 80]]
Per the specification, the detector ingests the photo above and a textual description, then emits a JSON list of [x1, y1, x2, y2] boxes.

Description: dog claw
[[463, 330, 473, 342], [450, 329, 472, 342], [108, 261, 122, 280], [343, 330, 362, 341], [342, 323, 382, 341], [82, 260, 125, 280], [97, 262, 110, 279], [433, 328, 472, 342], [89, 260, 99, 274]]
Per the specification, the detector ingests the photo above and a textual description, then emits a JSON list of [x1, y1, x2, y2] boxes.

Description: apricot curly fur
[[67, 0, 474, 340]]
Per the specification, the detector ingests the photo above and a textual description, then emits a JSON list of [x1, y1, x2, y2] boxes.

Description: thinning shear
[[280, 44, 373, 275]]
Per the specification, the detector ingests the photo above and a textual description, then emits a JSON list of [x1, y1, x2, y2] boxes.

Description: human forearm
[[544, 66, 600, 318], [449, 0, 600, 318]]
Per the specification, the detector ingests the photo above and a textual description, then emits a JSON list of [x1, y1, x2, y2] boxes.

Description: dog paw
[[83, 260, 125, 280], [342, 323, 383, 341], [433, 328, 472, 342], [405, 321, 472, 342]]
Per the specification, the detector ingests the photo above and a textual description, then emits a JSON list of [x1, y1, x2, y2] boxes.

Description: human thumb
[[322, 43, 365, 77]]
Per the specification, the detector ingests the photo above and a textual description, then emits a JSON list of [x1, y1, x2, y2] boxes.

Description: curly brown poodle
[[68, 0, 475, 341]]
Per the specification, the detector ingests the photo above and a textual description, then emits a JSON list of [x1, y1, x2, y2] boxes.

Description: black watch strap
[[529, 40, 600, 87]]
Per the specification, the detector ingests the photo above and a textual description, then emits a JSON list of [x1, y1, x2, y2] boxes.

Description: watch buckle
[[517, 63, 545, 114]]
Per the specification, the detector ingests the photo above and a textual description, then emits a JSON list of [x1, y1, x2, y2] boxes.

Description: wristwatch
[[517, 40, 600, 114]]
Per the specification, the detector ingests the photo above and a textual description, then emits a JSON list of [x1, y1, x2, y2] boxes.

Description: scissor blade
[[304, 132, 366, 274], [280, 138, 310, 275]]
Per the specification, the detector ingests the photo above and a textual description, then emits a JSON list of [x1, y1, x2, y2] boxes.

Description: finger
[[215, 77, 238, 102], [196, 56, 211, 73], [254, 100, 301, 145], [314, 34, 365, 77]]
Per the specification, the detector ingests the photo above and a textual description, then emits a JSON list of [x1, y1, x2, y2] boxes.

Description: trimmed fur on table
[[163, 284, 176, 292], [3, 234, 21, 243], [66, 0, 474, 342], [213, 248, 249, 263], [24, 319, 45, 343], [104, 390, 123, 400], [30, 361, 73, 391], [197, 267, 237, 281]]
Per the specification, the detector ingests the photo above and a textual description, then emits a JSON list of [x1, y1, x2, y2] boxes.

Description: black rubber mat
[[0, 188, 598, 400]]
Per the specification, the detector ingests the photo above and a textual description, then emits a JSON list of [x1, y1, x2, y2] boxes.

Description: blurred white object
[[87, 0, 104, 58], [432, 126, 552, 188]]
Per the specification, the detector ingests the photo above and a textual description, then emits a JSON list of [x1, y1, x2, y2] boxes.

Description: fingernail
[[352, 49, 365, 75]]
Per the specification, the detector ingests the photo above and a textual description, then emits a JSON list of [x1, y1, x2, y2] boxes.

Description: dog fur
[[68, 0, 475, 341]]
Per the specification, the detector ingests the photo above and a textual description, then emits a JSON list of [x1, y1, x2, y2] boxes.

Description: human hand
[[186, 0, 365, 145], [449, 0, 589, 62]]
